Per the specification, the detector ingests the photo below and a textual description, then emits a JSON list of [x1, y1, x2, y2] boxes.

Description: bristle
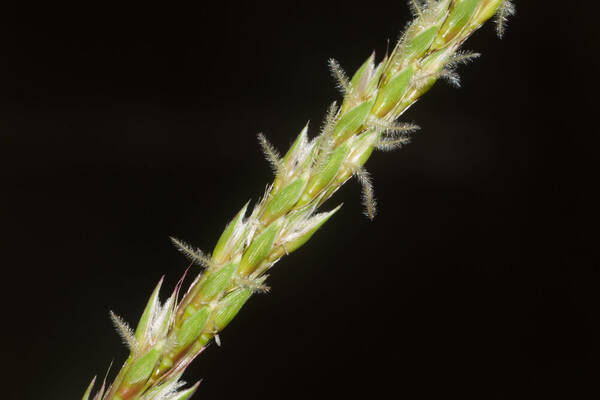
[[440, 68, 461, 88], [370, 119, 418, 151], [368, 119, 420, 135], [92, 362, 111, 400], [170, 237, 214, 269], [109, 311, 137, 351], [375, 136, 412, 151], [234, 275, 270, 293], [448, 51, 481, 67], [408, 0, 425, 20], [430, 51, 482, 89], [257, 133, 283, 175], [313, 101, 340, 172], [328, 58, 350, 94], [320, 101, 339, 138], [354, 167, 377, 220], [495, 0, 516, 39], [82, 376, 96, 400]]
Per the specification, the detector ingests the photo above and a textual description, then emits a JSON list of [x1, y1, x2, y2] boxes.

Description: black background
[[2, 2, 598, 399]]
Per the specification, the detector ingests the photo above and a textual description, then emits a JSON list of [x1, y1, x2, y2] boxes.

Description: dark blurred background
[[1, 1, 598, 399]]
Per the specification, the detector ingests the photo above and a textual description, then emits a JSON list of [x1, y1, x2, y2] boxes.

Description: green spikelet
[[197, 262, 239, 303], [177, 307, 210, 349], [262, 178, 307, 223], [373, 66, 414, 117]]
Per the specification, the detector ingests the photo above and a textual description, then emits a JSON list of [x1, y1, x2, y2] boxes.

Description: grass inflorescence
[[83, 1, 514, 399]]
